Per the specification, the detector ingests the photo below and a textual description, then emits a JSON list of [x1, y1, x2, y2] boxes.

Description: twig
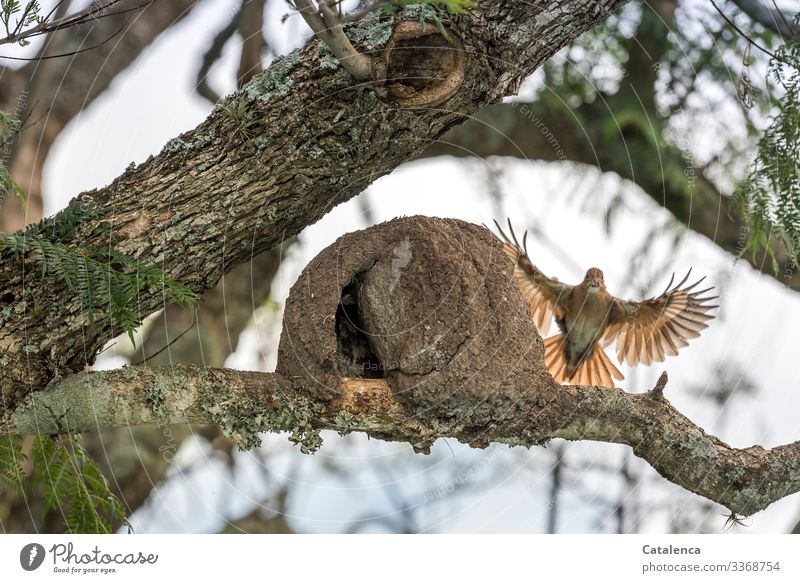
[[0, 23, 126, 61], [131, 321, 197, 366], [647, 371, 669, 400], [709, 0, 781, 61], [293, 0, 372, 81], [0, 0, 152, 47]]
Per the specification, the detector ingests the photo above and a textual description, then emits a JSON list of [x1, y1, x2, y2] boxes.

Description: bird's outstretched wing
[[492, 219, 572, 335], [603, 270, 718, 366]]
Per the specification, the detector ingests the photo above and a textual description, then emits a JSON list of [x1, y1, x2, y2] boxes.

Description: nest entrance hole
[[383, 22, 465, 106], [335, 278, 384, 379]]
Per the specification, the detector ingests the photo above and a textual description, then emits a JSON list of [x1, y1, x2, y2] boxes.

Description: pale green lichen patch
[[683, 433, 719, 462], [399, 4, 439, 23], [244, 51, 301, 102], [161, 137, 188, 156], [728, 486, 778, 516], [317, 44, 341, 71], [200, 388, 323, 453], [724, 463, 746, 484], [161, 132, 216, 156], [347, 9, 394, 51], [333, 410, 357, 436], [187, 132, 216, 149], [493, 436, 534, 448], [144, 380, 170, 425], [663, 428, 719, 462], [332, 410, 388, 437], [138, 369, 205, 426]]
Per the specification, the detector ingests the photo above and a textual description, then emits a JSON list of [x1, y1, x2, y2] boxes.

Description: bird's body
[[493, 221, 718, 387], [559, 284, 612, 371]]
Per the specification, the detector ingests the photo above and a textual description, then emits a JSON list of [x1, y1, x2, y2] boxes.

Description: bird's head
[[584, 267, 605, 288]]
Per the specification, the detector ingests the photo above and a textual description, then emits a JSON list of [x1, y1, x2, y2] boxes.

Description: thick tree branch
[[5, 365, 798, 517], [0, 0, 627, 404]]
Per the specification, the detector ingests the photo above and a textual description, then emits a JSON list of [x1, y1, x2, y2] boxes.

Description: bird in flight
[[493, 220, 718, 387]]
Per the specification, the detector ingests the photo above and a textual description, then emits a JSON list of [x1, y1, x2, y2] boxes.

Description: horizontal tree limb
[[5, 365, 798, 517]]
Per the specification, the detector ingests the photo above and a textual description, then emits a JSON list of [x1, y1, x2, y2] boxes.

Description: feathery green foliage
[[1, 0, 44, 46], [1, 201, 197, 343], [0, 434, 25, 496], [31, 435, 129, 533], [736, 27, 800, 269], [0, 434, 128, 532]]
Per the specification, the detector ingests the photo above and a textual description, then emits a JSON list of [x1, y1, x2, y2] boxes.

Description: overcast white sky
[[4, 0, 799, 533]]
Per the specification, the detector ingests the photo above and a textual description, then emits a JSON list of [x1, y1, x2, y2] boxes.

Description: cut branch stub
[[277, 216, 551, 412], [379, 21, 466, 107]]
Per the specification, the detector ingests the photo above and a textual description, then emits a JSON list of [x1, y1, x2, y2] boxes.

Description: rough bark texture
[[0, 1, 205, 533], [1, 0, 200, 232], [0, 0, 627, 405], [5, 217, 800, 517]]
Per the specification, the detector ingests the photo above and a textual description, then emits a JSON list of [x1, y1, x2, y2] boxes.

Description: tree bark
[[0, 0, 628, 404]]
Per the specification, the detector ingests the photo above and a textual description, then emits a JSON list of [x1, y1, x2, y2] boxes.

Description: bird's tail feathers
[[543, 335, 624, 387]]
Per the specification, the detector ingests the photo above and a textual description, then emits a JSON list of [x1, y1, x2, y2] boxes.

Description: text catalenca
[[642, 545, 700, 555], [49, 543, 158, 565]]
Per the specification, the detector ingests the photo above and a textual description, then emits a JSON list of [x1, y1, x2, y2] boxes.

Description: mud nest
[[277, 216, 551, 412]]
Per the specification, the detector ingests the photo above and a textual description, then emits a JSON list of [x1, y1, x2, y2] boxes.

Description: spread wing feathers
[[544, 335, 624, 387], [604, 269, 719, 367], [492, 219, 571, 335]]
